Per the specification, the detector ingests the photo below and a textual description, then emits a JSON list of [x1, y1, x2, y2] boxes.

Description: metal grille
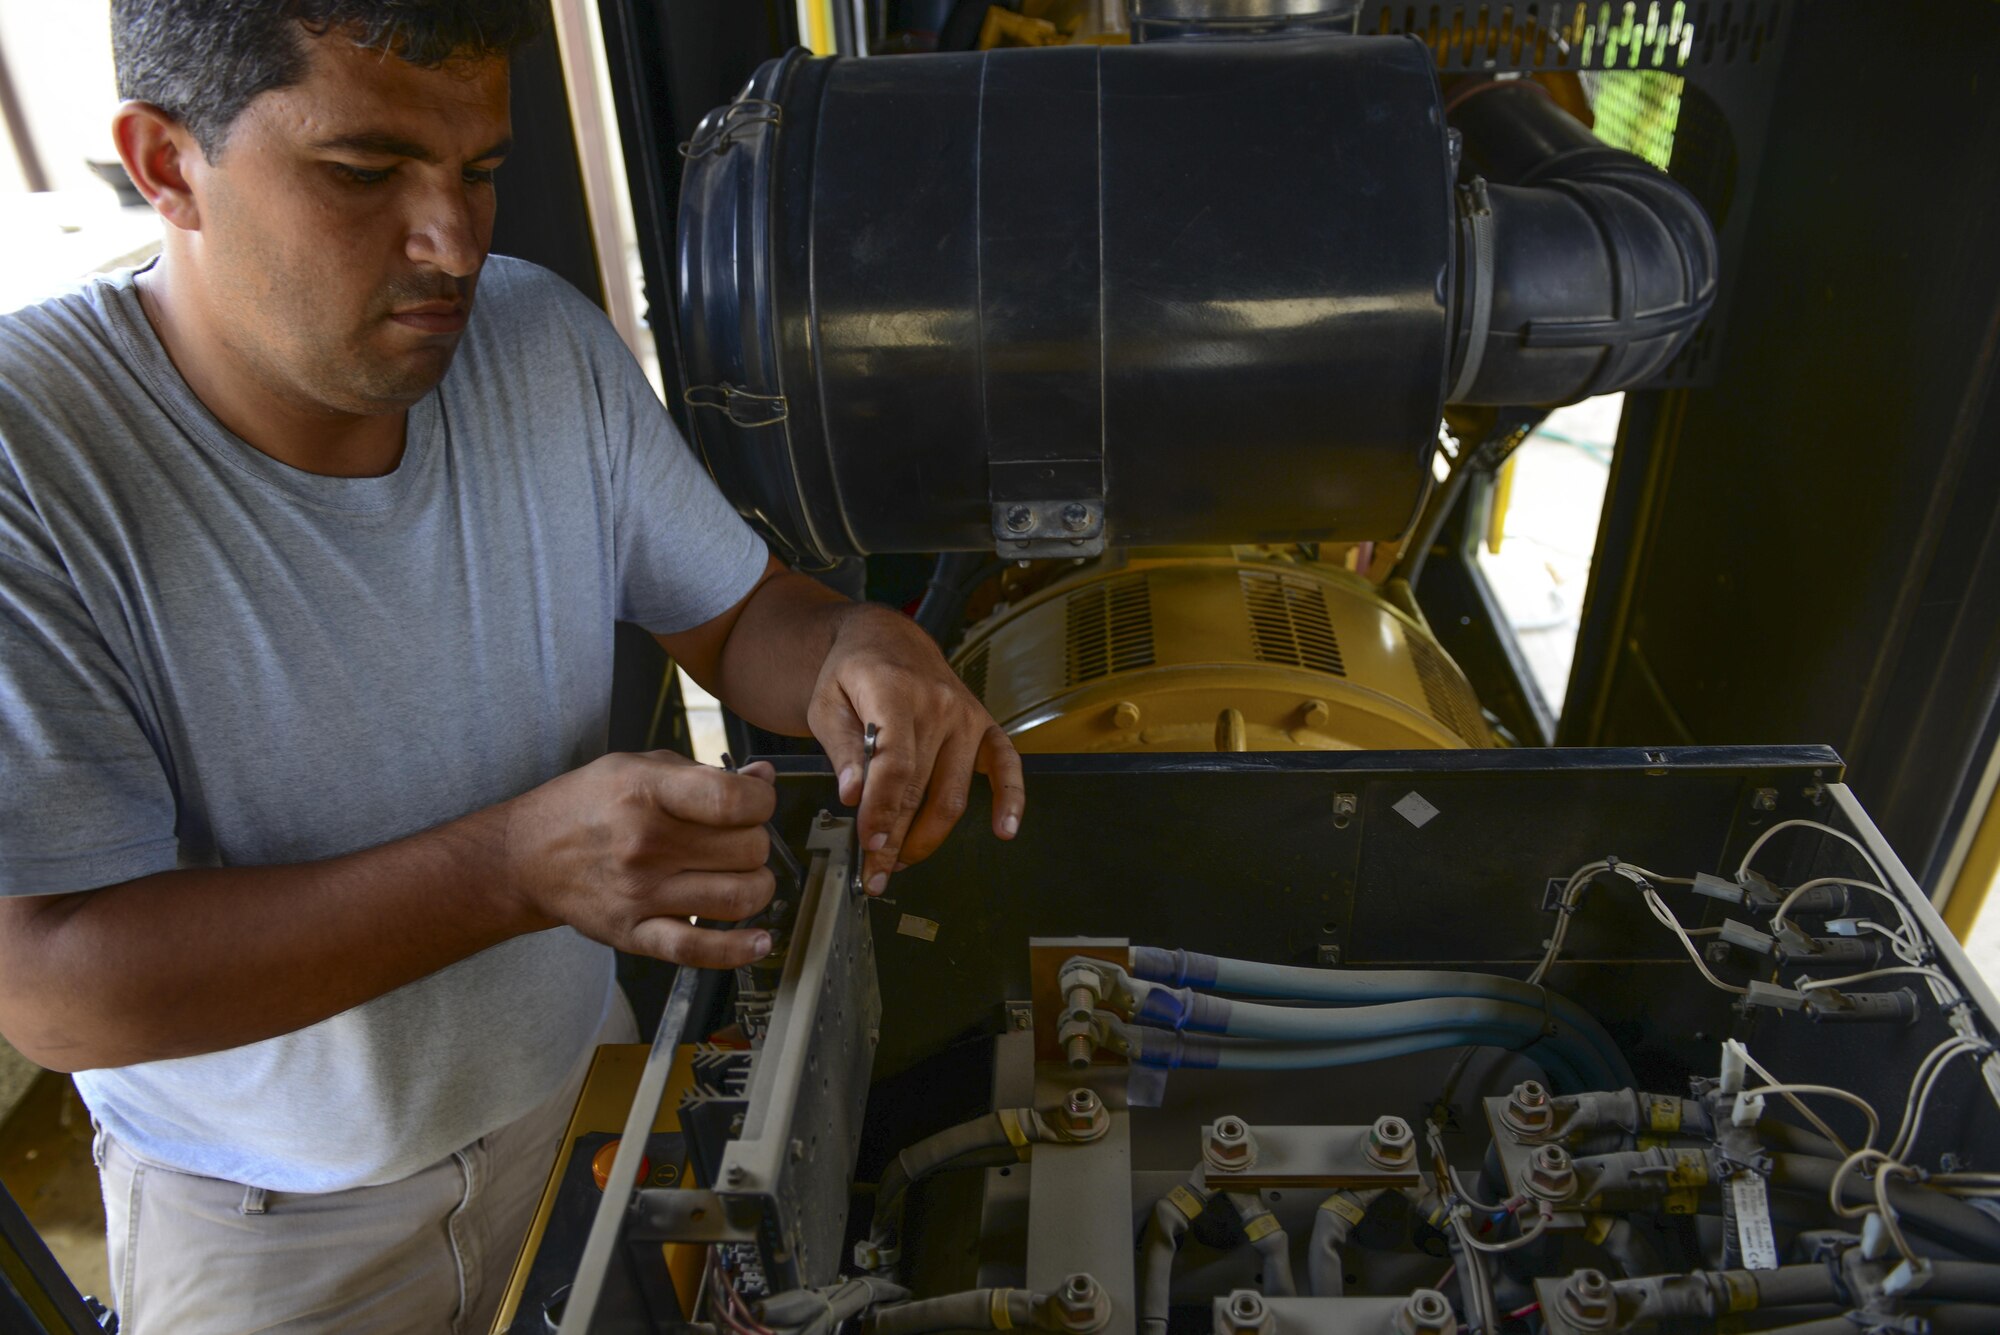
[[1407, 630, 1487, 743], [1587, 69, 1684, 168], [1240, 571, 1347, 676], [1363, 1, 1786, 71], [957, 642, 991, 703], [1064, 576, 1156, 685]]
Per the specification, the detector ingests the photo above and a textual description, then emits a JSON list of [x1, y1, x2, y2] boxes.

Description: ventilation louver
[[1065, 576, 1155, 686], [1240, 571, 1346, 677]]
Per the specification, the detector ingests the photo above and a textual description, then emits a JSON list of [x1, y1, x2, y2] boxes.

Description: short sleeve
[[0, 550, 179, 896], [600, 340, 769, 634]]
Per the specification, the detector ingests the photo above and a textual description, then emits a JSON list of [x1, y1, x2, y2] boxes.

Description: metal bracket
[[679, 98, 782, 160], [992, 499, 1106, 558], [686, 383, 790, 428]]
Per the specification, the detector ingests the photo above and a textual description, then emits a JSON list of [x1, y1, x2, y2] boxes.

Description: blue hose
[[1126, 1025, 1592, 1086], [1131, 947, 1633, 1089]]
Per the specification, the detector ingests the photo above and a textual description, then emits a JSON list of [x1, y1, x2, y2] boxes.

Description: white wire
[[1735, 1046, 1859, 1156], [1744, 1083, 1881, 1154], [1795, 966, 1955, 995], [1643, 887, 1749, 995], [1458, 1204, 1553, 1253], [1739, 819, 1890, 887], [1891, 1039, 1987, 1161], [1528, 860, 1608, 986]]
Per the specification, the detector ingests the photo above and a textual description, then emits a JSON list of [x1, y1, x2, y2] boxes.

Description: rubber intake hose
[[1768, 1155, 2000, 1259], [1130, 948, 1632, 1088], [1444, 78, 1718, 406]]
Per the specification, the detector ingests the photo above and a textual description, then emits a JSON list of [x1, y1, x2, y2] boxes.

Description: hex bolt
[[1396, 1288, 1459, 1335], [1525, 1143, 1577, 1201], [1301, 699, 1331, 728], [1064, 1033, 1094, 1069], [1205, 1116, 1256, 1172], [1752, 787, 1779, 813], [1004, 505, 1035, 533], [1053, 1273, 1111, 1334], [1222, 1290, 1268, 1335], [1557, 1269, 1618, 1330], [1061, 503, 1091, 532], [1054, 1087, 1108, 1142], [1113, 700, 1141, 730], [1367, 1115, 1416, 1170], [1502, 1079, 1555, 1137]]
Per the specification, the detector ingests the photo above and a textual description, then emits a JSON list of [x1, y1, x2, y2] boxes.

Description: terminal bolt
[[1052, 1088, 1110, 1143], [1204, 1116, 1257, 1173], [1367, 1115, 1417, 1170], [1058, 1014, 1097, 1070], [1220, 1290, 1270, 1335], [1524, 1144, 1577, 1202], [1051, 1274, 1111, 1334], [1396, 1289, 1458, 1335], [1501, 1079, 1555, 1138], [1555, 1270, 1618, 1331]]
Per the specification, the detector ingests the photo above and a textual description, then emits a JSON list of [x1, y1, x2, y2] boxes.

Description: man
[[0, 3, 1023, 1330]]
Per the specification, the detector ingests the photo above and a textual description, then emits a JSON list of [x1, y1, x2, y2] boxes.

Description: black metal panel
[[1558, 0, 2000, 887], [762, 746, 1845, 1085]]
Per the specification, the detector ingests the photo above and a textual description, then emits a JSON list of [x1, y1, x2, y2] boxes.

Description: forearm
[[707, 570, 863, 735], [0, 804, 534, 1073]]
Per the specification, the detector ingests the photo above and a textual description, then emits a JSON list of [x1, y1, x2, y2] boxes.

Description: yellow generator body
[[951, 552, 1493, 752]]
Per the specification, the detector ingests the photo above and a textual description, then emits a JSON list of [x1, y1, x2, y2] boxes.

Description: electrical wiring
[[1770, 877, 1908, 937], [1445, 1203, 1501, 1334], [1796, 966, 1956, 995], [1739, 819, 1890, 887], [1874, 1162, 1923, 1265], [710, 1251, 777, 1335], [1892, 1039, 1991, 1161], [1643, 887, 1750, 995], [1744, 1084, 1882, 1155], [1528, 859, 1610, 985], [1736, 1046, 1861, 1156], [1532, 858, 1718, 986], [1459, 1203, 1553, 1253]]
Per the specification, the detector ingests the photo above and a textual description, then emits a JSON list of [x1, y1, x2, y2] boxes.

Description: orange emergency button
[[591, 1139, 651, 1192]]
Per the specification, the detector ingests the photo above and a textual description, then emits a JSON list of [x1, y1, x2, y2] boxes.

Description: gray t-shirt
[[0, 256, 767, 1191]]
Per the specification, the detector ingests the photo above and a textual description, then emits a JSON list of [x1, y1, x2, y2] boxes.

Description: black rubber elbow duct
[[675, 40, 1715, 565], [1444, 79, 1718, 405]]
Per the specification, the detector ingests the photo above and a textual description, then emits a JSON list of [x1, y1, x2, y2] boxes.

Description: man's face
[[186, 29, 511, 415]]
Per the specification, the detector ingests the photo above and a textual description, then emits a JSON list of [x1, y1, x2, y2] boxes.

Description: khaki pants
[[96, 992, 638, 1335]]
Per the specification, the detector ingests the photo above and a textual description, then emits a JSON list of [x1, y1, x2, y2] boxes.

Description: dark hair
[[111, 2, 544, 159]]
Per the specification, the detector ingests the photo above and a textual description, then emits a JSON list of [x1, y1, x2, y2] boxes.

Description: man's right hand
[[499, 751, 780, 968]]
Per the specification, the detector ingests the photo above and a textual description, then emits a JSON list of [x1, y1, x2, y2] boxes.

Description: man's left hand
[[806, 605, 1024, 895]]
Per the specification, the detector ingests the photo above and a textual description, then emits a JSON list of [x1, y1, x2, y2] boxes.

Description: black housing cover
[[678, 36, 1456, 563]]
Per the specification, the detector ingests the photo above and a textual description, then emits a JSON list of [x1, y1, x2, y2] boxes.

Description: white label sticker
[[1392, 791, 1440, 828], [895, 913, 940, 943], [1732, 1174, 1780, 1271]]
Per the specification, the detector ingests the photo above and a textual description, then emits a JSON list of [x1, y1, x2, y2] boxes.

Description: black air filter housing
[[677, 36, 1455, 565]]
